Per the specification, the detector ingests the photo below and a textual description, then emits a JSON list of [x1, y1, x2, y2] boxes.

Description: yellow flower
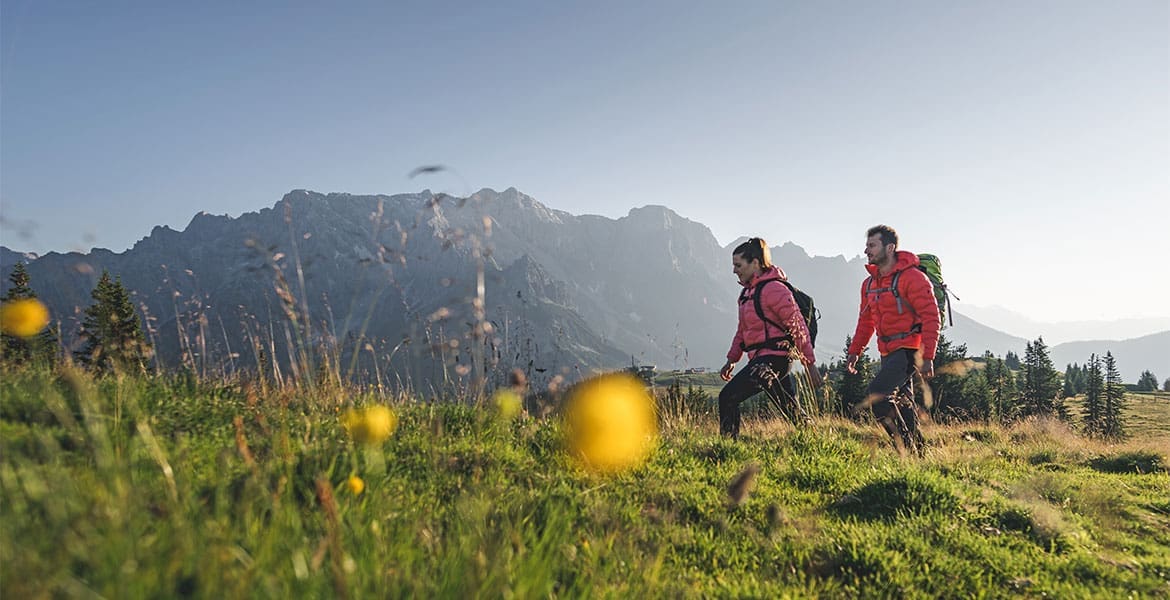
[[564, 373, 658, 473], [0, 298, 50, 338], [347, 476, 365, 495], [342, 405, 397, 445], [492, 389, 523, 421]]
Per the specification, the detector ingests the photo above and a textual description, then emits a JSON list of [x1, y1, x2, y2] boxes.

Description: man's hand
[[846, 354, 859, 374], [919, 358, 935, 379], [720, 360, 736, 382]]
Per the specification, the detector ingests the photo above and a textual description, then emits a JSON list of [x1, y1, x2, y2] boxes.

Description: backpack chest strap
[[866, 271, 910, 315]]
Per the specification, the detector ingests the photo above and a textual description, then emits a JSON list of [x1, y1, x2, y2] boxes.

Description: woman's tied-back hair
[[732, 237, 772, 268], [866, 224, 899, 248]]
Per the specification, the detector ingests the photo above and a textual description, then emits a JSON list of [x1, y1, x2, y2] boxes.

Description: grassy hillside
[[2, 367, 1168, 598], [1065, 391, 1170, 439]]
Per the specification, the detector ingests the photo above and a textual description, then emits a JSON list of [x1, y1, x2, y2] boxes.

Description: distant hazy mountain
[[1050, 331, 1170, 384], [959, 304, 1170, 345], [2, 188, 1165, 385]]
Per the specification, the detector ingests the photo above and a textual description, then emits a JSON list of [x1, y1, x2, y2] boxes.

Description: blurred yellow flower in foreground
[[565, 373, 658, 473], [0, 298, 50, 338], [492, 389, 523, 421], [347, 476, 365, 495], [342, 405, 397, 445]]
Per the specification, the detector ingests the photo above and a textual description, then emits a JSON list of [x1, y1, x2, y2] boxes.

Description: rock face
[[3, 186, 1080, 387], [0, 189, 739, 386]]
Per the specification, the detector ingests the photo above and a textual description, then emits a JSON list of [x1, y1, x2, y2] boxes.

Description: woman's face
[[732, 253, 760, 284]]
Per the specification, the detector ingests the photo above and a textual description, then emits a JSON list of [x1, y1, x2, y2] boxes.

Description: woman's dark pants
[[719, 355, 804, 438]]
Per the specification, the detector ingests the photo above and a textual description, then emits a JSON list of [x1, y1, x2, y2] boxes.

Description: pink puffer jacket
[[726, 265, 816, 366]]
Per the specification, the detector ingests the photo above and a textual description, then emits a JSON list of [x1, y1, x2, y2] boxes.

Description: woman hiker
[[718, 237, 822, 438]]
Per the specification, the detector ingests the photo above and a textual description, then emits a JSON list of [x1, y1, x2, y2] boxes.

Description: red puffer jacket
[[848, 251, 940, 360], [726, 266, 816, 366]]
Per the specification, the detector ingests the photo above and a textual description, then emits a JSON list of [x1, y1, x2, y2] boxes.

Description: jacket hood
[[742, 265, 786, 288], [864, 250, 920, 277]]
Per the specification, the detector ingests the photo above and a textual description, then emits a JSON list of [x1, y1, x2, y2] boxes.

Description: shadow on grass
[[1087, 450, 1167, 475], [829, 472, 959, 521]]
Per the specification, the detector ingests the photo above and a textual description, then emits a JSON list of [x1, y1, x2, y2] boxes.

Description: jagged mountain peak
[[470, 187, 571, 226], [6, 187, 1164, 382], [622, 205, 689, 230]]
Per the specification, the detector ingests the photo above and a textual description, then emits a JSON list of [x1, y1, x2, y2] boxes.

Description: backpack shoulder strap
[[740, 279, 796, 353], [891, 268, 924, 319], [880, 269, 911, 316], [752, 280, 785, 330]]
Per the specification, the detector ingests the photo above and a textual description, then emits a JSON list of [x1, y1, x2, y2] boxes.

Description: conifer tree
[[1135, 370, 1159, 392], [1062, 363, 1078, 398], [1020, 337, 1063, 418], [960, 366, 992, 422], [76, 271, 151, 372], [1004, 350, 1021, 371], [834, 336, 872, 418], [927, 334, 969, 420], [982, 352, 1017, 424], [1082, 354, 1104, 436], [1, 263, 58, 365], [1101, 352, 1125, 439]]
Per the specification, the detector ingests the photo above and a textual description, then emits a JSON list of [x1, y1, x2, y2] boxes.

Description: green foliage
[[924, 335, 969, 420], [75, 270, 152, 373], [1088, 451, 1166, 475], [1020, 338, 1064, 419], [829, 471, 960, 521], [832, 336, 871, 418], [1062, 362, 1088, 397], [2, 366, 1169, 598], [981, 354, 1017, 425], [1135, 370, 1159, 392], [1, 263, 58, 366], [1082, 354, 1105, 437], [1101, 352, 1126, 440]]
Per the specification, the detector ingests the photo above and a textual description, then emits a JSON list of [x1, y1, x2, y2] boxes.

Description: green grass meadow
[[2, 367, 1168, 598]]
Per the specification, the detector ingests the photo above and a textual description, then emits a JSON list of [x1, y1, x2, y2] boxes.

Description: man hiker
[[846, 224, 939, 453]]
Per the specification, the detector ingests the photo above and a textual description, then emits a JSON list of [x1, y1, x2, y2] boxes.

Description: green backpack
[[878, 253, 959, 330]]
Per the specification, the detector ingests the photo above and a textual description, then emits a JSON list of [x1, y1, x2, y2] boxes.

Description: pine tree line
[[1, 263, 59, 365], [827, 332, 1139, 440], [1, 266, 150, 373]]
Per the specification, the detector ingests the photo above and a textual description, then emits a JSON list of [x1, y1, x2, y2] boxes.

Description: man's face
[[865, 234, 892, 265]]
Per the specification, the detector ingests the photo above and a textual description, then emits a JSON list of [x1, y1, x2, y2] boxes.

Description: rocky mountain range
[[2, 188, 1166, 384]]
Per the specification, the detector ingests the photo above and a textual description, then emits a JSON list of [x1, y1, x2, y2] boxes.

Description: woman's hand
[[720, 360, 736, 381]]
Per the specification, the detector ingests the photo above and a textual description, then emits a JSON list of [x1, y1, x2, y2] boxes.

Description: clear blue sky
[[2, 1, 1167, 322]]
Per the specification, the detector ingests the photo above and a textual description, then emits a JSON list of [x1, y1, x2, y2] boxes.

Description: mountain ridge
[[2, 188, 1166, 383]]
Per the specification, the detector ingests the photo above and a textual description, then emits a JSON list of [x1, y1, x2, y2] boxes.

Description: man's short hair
[[866, 224, 898, 248]]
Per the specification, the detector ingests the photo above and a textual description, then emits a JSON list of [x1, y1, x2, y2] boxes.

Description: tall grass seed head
[[0, 298, 50, 338], [342, 405, 398, 445], [564, 372, 658, 473]]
